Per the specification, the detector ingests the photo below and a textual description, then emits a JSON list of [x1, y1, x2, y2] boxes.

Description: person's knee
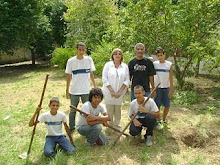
[[92, 124, 102, 132], [129, 128, 140, 136], [44, 150, 54, 157]]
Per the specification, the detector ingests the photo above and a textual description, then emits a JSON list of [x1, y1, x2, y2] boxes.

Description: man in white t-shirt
[[76, 88, 110, 147], [29, 97, 76, 157], [65, 42, 96, 133], [128, 85, 159, 147]]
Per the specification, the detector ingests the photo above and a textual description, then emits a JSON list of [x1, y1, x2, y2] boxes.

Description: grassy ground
[[0, 62, 219, 165]]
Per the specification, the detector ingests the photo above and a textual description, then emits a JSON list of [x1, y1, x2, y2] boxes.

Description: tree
[[108, 0, 220, 88], [0, 0, 40, 53], [64, 0, 116, 50]]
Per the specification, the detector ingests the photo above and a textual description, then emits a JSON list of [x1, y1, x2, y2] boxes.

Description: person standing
[[65, 42, 96, 133], [102, 48, 130, 131]]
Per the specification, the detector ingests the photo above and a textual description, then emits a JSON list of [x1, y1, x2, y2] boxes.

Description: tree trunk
[[31, 49, 36, 65], [195, 57, 201, 78]]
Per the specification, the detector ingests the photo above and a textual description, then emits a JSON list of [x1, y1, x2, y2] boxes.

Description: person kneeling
[[129, 85, 159, 147], [76, 88, 110, 147], [29, 97, 76, 157]]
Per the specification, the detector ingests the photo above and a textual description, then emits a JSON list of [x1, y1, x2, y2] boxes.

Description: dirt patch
[[181, 128, 218, 148]]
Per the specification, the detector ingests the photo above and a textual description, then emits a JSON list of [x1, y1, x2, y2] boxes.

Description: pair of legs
[[131, 90, 150, 101], [44, 136, 76, 157], [129, 114, 156, 139], [106, 104, 122, 131], [77, 124, 109, 146], [69, 94, 89, 132], [154, 88, 170, 122]]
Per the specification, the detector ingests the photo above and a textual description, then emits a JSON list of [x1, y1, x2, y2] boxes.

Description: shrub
[[172, 90, 200, 106], [51, 47, 76, 69]]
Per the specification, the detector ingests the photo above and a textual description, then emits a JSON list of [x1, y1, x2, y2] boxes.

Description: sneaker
[[146, 135, 153, 147], [156, 122, 163, 130]]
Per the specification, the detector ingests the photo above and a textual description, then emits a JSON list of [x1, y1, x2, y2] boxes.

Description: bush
[[51, 47, 76, 69], [91, 42, 133, 75], [172, 90, 200, 106]]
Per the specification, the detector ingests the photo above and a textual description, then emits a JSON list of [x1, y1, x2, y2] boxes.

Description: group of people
[[29, 42, 173, 157]]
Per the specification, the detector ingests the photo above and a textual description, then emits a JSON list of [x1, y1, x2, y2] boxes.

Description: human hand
[[35, 106, 42, 114], [110, 91, 115, 97], [138, 105, 146, 113], [86, 114, 97, 121], [133, 119, 142, 127], [168, 90, 173, 99], [115, 91, 122, 98]]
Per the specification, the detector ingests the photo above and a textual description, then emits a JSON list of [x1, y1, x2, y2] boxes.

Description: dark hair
[[89, 88, 104, 102], [49, 97, 60, 105], [155, 47, 164, 54], [134, 85, 145, 91], [76, 42, 86, 49]]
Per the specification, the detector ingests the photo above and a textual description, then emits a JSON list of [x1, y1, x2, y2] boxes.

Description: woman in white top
[[102, 48, 130, 131]]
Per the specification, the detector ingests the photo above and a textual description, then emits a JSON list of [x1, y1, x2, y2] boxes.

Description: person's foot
[[156, 122, 163, 130], [146, 135, 153, 147]]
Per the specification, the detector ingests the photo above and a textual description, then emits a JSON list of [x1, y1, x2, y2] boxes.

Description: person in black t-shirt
[[128, 43, 156, 101]]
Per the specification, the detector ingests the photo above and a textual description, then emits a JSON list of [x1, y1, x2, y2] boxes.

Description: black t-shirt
[[128, 57, 156, 92]]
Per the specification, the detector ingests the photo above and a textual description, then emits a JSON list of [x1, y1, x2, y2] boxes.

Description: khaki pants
[[106, 104, 122, 131]]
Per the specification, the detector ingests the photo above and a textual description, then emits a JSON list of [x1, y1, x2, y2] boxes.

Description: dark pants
[[129, 114, 156, 139]]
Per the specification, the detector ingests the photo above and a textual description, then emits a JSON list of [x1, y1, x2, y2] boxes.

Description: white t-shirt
[[128, 97, 158, 119], [102, 61, 130, 105], [65, 55, 96, 95], [153, 60, 172, 88], [38, 111, 67, 136], [76, 101, 107, 126]]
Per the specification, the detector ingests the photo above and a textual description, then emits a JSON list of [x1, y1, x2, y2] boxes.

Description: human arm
[[138, 105, 159, 118], [29, 107, 41, 127], [66, 74, 72, 99], [90, 72, 96, 88], [86, 114, 110, 126], [64, 122, 75, 146], [129, 115, 142, 127], [168, 65, 174, 99]]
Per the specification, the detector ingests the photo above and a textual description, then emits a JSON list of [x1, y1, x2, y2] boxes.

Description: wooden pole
[[27, 74, 49, 158], [70, 105, 129, 137], [112, 83, 160, 146]]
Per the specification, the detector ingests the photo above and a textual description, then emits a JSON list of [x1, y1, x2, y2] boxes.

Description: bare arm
[[90, 72, 96, 88], [129, 114, 142, 127], [29, 107, 41, 127], [64, 122, 75, 146], [138, 105, 159, 118], [66, 74, 72, 99], [169, 65, 174, 99], [115, 84, 127, 98], [86, 114, 110, 126]]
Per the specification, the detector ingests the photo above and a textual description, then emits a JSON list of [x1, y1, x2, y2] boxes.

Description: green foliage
[[65, 0, 116, 50], [0, 0, 40, 53], [172, 90, 200, 106], [212, 87, 220, 99], [51, 47, 75, 69]]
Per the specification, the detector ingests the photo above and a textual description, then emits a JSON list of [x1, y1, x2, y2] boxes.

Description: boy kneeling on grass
[[29, 97, 76, 157], [129, 85, 159, 147], [76, 88, 110, 147]]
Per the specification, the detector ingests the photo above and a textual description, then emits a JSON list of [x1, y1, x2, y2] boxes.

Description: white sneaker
[[146, 135, 153, 147], [156, 122, 163, 130]]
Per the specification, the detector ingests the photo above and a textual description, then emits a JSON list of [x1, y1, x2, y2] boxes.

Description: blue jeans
[[77, 124, 109, 146], [131, 90, 150, 101], [69, 94, 89, 132], [44, 136, 76, 157]]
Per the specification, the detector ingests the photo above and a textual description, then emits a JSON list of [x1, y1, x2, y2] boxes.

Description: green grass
[[0, 64, 219, 165]]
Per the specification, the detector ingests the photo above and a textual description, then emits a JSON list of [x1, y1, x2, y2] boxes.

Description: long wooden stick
[[27, 74, 49, 156], [70, 105, 129, 136], [113, 83, 160, 146]]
